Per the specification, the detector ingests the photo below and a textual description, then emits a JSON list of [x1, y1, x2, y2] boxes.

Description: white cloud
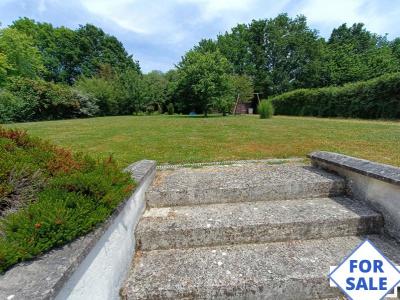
[[38, 0, 47, 12], [67, 0, 400, 70], [180, 0, 293, 30], [298, 0, 365, 24], [3, 0, 399, 71], [296, 0, 400, 38], [81, 0, 158, 34], [79, 0, 295, 45], [182, 0, 255, 21]]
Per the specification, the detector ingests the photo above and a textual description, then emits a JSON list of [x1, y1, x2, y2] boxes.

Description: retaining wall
[[0, 160, 156, 300], [309, 151, 400, 242]]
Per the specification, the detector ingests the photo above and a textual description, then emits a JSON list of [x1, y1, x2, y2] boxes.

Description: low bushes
[[0, 77, 99, 123], [258, 100, 274, 119], [0, 90, 25, 123], [0, 128, 134, 272], [270, 73, 400, 119], [167, 103, 174, 115]]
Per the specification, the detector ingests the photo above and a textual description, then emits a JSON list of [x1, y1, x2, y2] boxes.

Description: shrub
[[133, 111, 145, 116], [146, 105, 155, 115], [73, 90, 100, 117], [214, 96, 234, 116], [75, 77, 125, 116], [1, 77, 99, 123], [0, 128, 134, 272], [167, 103, 174, 115], [270, 73, 400, 119], [258, 100, 274, 119], [0, 90, 25, 123]]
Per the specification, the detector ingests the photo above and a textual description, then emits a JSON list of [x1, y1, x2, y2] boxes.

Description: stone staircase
[[121, 162, 400, 299]]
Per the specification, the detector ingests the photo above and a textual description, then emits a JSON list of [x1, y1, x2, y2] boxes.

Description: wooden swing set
[[232, 92, 262, 115]]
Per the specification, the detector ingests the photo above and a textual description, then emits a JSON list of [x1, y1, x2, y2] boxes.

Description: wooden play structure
[[233, 93, 262, 115]]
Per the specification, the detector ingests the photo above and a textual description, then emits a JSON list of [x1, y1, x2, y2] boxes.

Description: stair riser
[[123, 276, 342, 300], [137, 216, 383, 251], [146, 181, 345, 208], [123, 235, 400, 300], [126, 278, 343, 300]]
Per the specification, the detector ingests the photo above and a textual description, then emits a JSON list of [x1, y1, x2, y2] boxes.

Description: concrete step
[[122, 235, 400, 300], [147, 164, 345, 207], [137, 197, 383, 251]]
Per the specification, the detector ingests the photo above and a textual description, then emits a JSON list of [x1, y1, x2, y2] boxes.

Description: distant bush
[[258, 100, 274, 119], [145, 104, 156, 115], [0, 90, 25, 123], [0, 77, 99, 123], [214, 96, 235, 116], [167, 103, 174, 115], [133, 111, 145, 116], [0, 128, 134, 272], [75, 77, 119, 116], [270, 73, 400, 119], [72, 90, 100, 117]]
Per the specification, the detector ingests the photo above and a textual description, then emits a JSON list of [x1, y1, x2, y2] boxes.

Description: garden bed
[[0, 127, 135, 273]]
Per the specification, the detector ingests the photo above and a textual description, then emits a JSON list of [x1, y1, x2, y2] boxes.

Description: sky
[[0, 0, 399, 72]]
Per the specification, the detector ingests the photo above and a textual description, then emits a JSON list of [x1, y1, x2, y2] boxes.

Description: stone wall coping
[[308, 151, 400, 186], [0, 159, 156, 300]]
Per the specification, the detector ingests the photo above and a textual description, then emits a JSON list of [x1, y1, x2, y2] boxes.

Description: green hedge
[[0, 128, 134, 272], [270, 73, 400, 119]]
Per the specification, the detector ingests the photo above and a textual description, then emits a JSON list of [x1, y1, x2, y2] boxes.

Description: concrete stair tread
[[137, 197, 383, 250], [150, 164, 342, 190], [122, 235, 400, 300], [147, 164, 345, 207]]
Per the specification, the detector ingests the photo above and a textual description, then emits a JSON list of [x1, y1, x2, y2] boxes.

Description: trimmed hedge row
[[270, 73, 400, 119]]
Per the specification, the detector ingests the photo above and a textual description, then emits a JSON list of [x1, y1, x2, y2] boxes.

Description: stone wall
[[0, 160, 156, 300], [309, 151, 400, 242]]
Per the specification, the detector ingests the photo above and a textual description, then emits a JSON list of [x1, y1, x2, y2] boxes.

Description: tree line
[[1, 14, 400, 122], [170, 14, 400, 116], [0, 18, 166, 122]]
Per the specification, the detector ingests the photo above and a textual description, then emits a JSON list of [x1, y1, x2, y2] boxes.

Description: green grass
[[5, 115, 400, 166]]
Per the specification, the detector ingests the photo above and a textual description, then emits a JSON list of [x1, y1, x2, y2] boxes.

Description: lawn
[[4, 115, 400, 167]]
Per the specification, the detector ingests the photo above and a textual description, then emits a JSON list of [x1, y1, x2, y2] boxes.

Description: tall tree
[[0, 28, 44, 80], [263, 14, 324, 94], [165, 69, 179, 107], [0, 53, 11, 84], [11, 19, 141, 84], [231, 75, 254, 102], [217, 24, 252, 76], [115, 69, 144, 114], [216, 14, 325, 96], [175, 50, 233, 116], [392, 38, 400, 60], [325, 23, 399, 85], [212, 16, 400, 96], [193, 39, 219, 53], [11, 18, 80, 83], [76, 24, 140, 78], [141, 71, 168, 112]]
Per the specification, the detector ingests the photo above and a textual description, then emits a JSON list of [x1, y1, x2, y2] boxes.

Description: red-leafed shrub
[[0, 128, 134, 272]]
